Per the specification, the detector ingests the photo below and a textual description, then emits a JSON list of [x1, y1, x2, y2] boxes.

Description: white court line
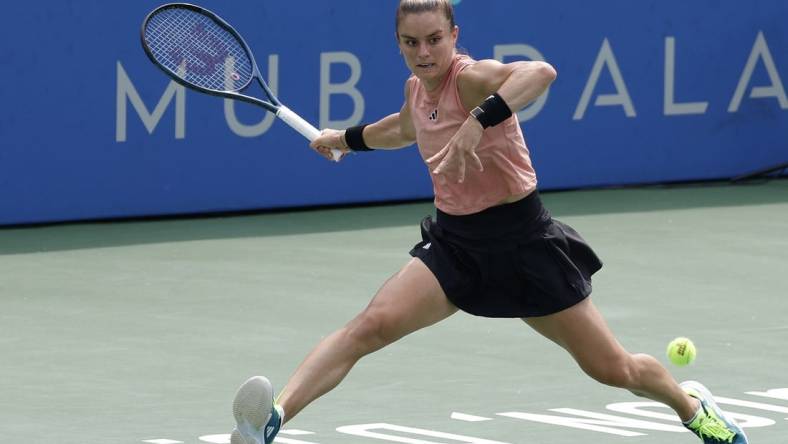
[[280, 429, 316, 435], [451, 412, 493, 422]]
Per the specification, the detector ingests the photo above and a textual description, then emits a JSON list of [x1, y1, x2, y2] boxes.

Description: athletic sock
[[683, 397, 703, 427]]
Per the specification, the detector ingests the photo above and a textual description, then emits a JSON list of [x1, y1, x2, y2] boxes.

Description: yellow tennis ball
[[667, 337, 696, 366]]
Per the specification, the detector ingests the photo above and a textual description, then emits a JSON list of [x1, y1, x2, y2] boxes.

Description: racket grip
[[276, 106, 342, 162]]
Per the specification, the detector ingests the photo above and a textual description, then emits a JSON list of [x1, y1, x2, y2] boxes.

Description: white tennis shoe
[[231, 376, 283, 444], [681, 380, 748, 444]]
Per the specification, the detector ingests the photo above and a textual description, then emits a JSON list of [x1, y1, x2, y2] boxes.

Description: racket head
[[141, 3, 267, 100]]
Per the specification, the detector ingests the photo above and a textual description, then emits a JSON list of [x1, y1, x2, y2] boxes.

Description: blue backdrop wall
[[1, 1, 786, 225]]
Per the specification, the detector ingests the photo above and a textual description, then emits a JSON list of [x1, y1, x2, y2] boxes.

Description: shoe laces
[[693, 411, 736, 443]]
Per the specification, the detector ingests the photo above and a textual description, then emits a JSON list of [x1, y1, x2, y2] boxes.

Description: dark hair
[[395, 0, 456, 35]]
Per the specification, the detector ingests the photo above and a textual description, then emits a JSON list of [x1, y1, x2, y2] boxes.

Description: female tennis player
[[231, 1, 747, 443]]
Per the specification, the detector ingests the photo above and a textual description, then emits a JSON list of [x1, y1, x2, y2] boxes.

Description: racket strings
[[144, 7, 253, 92]]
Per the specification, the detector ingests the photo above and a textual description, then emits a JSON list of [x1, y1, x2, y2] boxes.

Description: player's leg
[[232, 258, 458, 444], [523, 297, 748, 443], [277, 257, 458, 420], [522, 297, 698, 420]]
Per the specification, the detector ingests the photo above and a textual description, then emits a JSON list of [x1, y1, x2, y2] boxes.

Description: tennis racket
[[141, 3, 342, 161]]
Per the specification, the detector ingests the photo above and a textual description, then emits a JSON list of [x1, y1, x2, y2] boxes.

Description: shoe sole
[[681, 380, 749, 443], [230, 428, 248, 444], [232, 376, 275, 444]]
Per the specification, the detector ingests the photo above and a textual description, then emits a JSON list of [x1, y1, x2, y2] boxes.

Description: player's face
[[397, 11, 458, 89]]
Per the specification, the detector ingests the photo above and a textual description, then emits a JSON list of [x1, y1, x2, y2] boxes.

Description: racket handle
[[276, 106, 342, 162]]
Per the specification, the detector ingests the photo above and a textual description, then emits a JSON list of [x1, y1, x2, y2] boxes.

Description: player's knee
[[583, 355, 637, 389], [342, 310, 397, 356]]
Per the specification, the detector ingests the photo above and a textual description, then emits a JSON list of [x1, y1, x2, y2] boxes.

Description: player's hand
[[426, 117, 484, 183], [310, 129, 351, 162]]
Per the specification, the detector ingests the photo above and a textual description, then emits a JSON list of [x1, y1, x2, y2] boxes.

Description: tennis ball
[[666, 337, 696, 366]]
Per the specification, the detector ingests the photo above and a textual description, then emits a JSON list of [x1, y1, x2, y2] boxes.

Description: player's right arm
[[311, 83, 417, 159], [360, 99, 416, 150]]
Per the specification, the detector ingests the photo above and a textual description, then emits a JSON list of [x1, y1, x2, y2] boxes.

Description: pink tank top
[[407, 55, 537, 215]]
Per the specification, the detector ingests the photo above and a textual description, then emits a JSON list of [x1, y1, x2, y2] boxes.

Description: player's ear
[[395, 32, 405, 54]]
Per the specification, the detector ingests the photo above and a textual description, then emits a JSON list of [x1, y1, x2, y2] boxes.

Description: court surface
[[1, 180, 787, 444]]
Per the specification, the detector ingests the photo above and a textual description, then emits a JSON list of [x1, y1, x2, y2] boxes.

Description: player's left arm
[[428, 60, 556, 183], [457, 59, 556, 114]]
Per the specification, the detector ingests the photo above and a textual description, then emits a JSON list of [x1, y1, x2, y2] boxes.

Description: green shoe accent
[[686, 407, 736, 443], [680, 381, 748, 444]]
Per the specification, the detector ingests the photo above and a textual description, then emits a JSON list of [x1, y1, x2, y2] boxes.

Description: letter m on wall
[[116, 61, 186, 142]]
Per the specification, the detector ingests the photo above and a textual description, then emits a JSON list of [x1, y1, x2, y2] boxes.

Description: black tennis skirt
[[409, 191, 603, 318]]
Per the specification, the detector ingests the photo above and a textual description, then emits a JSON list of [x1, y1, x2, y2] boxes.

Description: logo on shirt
[[428, 108, 438, 121]]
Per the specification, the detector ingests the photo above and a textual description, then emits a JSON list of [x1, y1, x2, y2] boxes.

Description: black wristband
[[344, 124, 372, 152], [470, 93, 513, 129]]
